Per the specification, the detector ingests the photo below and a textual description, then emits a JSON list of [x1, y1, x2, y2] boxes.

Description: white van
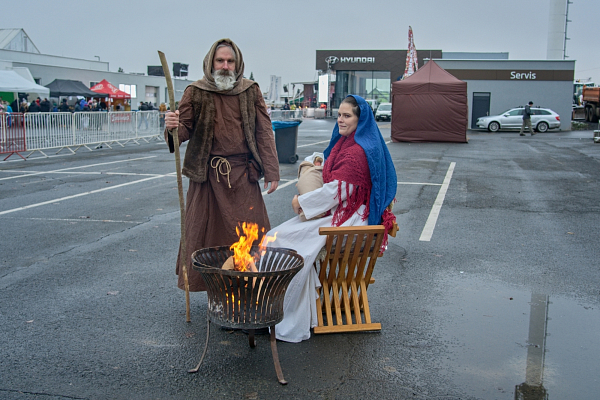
[[375, 103, 392, 121]]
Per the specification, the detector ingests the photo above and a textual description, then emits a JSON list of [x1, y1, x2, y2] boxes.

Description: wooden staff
[[158, 51, 191, 322]]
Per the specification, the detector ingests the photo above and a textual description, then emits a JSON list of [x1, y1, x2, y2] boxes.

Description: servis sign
[[510, 71, 537, 80]]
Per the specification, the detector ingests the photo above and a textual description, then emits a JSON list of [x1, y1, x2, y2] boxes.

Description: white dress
[[266, 180, 367, 343]]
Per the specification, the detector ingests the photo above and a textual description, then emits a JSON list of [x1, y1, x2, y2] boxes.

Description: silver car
[[476, 107, 561, 133]]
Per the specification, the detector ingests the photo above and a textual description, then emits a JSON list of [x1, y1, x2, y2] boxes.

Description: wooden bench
[[313, 222, 398, 334]]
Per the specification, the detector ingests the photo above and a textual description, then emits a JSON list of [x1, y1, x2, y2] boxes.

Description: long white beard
[[212, 70, 236, 91]]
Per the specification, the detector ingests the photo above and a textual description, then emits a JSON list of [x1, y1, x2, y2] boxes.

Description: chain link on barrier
[[10, 111, 164, 158], [1, 112, 26, 160]]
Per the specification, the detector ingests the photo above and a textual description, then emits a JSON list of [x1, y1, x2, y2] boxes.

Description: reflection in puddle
[[431, 275, 600, 399], [515, 293, 548, 399]]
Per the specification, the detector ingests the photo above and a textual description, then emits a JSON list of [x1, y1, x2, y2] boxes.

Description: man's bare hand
[[264, 180, 279, 194], [165, 110, 179, 130]]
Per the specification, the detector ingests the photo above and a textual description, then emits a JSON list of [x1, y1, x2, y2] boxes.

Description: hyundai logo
[[325, 56, 338, 66]]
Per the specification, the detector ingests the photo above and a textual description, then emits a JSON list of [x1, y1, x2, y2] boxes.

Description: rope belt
[[210, 156, 232, 188]]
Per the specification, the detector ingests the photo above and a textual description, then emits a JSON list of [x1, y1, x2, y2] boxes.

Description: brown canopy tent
[[391, 60, 468, 143]]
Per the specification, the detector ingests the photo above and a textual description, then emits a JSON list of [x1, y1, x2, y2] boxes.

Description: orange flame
[[229, 223, 278, 272], [258, 231, 277, 257], [230, 222, 259, 272]]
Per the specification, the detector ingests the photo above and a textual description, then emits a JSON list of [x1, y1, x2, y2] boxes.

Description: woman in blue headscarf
[[267, 94, 397, 343]]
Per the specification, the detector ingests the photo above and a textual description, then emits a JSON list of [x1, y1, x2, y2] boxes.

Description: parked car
[[375, 103, 392, 121], [476, 107, 561, 133]]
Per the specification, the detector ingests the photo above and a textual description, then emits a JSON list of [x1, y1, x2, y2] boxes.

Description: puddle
[[430, 274, 600, 399]]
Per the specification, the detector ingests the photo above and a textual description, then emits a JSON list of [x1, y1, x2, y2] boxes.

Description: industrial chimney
[[546, 0, 568, 59]]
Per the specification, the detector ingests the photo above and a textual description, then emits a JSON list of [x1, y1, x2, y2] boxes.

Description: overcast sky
[[2, 0, 597, 90]]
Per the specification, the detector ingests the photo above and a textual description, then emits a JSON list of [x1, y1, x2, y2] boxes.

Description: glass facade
[[333, 71, 391, 109]]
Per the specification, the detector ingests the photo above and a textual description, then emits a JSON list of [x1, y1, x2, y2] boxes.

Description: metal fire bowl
[[192, 246, 304, 330]]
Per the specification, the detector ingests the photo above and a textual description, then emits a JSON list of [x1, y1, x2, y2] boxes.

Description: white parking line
[[298, 140, 330, 148], [2, 217, 145, 224], [398, 182, 442, 186], [419, 162, 455, 241], [261, 178, 298, 196], [0, 173, 174, 216], [2, 170, 165, 177], [0, 156, 157, 181]]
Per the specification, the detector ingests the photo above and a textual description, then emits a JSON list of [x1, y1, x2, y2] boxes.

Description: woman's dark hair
[[341, 96, 360, 119]]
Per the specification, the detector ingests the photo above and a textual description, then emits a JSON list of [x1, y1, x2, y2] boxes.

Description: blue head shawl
[[324, 95, 397, 225]]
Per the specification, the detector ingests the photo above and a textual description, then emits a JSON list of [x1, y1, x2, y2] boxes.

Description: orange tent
[[90, 79, 131, 99]]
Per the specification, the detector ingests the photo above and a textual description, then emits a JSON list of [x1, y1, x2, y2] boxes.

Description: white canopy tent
[[0, 70, 50, 98]]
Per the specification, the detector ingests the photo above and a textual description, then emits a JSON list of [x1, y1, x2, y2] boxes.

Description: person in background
[[58, 98, 70, 112], [138, 101, 149, 129], [519, 101, 535, 136], [38, 98, 51, 126], [163, 38, 279, 293], [40, 98, 50, 113], [1, 101, 13, 127], [20, 100, 29, 113], [28, 100, 41, 113], [159, 102, 167, 127]]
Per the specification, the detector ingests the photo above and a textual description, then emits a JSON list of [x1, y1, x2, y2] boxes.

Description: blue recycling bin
[[272, 120, 301, 164]]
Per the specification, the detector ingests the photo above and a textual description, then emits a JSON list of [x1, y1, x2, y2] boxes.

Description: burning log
[[221, 256, 257, 272]]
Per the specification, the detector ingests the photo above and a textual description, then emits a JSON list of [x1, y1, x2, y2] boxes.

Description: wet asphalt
[[0, 120, 599, 399]]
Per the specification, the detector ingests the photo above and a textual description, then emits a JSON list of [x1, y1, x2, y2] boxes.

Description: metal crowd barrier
[[25, 112, 75, 153], [3, 111, 164, 159], [270, 110, 303, 120], [1, 113, 26, 160]]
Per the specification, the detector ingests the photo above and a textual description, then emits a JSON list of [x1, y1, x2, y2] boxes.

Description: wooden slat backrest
[[313, 225, 387, 334]]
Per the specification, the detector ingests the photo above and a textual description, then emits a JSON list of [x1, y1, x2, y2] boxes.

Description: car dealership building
[[315, 49, 575, 130]]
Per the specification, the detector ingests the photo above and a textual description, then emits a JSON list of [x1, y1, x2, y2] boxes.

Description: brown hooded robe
[[165, 38, 279, 291]]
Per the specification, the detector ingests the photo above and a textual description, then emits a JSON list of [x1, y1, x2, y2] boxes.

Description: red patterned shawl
[[322, 132, 372, 226]]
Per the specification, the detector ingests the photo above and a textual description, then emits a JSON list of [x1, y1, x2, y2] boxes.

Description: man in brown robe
[[164, 38, 279, 291]]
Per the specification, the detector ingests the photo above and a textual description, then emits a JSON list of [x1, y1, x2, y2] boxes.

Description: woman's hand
[[292, 195, 302, 215], [165, 110, 179, 130]]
